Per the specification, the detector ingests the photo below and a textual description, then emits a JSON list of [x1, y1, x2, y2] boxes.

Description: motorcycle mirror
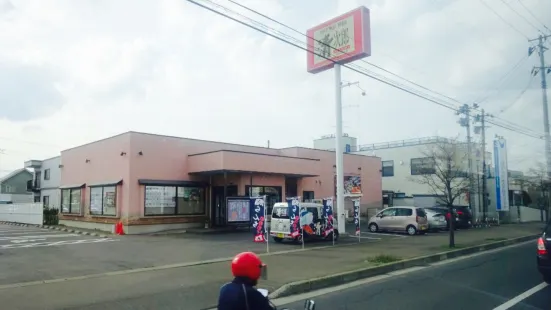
[[257, 288, 269, 298], [260, 264, 268, 280], [304, 299, 315, 310]]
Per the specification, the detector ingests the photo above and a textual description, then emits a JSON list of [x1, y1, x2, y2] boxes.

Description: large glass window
[[144, 185, 205, 216], [411, 157, 436, 175], [61, 188, 82, 214], [90, 186, 117, 216], [245, 186, 282, 214]]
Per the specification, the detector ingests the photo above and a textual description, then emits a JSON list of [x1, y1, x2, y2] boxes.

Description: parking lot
[[0, 223, 407, 286]]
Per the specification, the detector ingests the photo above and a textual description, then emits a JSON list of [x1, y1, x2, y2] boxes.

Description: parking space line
[[0, 231, 66, 236], [0, 238, 119, 249], [0, 234, 78, 240]]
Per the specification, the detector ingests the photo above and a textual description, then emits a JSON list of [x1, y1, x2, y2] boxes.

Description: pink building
[[58, 131, 382, 234]]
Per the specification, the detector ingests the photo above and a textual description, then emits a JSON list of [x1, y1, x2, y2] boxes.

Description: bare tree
[[409, 141, 472, 247]]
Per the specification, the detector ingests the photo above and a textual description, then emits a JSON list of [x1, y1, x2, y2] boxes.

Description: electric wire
[[517, 0, 551, 32], [478, 0, 530, 40], [188, 0, 545, 139], [498, 0, 542, 33]]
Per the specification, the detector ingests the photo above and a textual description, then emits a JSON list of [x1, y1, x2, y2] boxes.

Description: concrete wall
[[0, 203, 43, 225]]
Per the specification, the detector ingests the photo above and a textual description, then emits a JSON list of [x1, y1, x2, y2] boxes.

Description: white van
[[269, 202, 339, 243]]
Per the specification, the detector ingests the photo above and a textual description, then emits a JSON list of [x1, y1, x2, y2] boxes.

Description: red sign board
[[306, 6, 371, 74]]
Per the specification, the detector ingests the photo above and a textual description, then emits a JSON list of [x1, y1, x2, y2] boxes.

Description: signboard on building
[[306, 6, 371, 74], [493, 138, 510, 211], [226, 197, 251, 224], [334, 175, 362, 196]]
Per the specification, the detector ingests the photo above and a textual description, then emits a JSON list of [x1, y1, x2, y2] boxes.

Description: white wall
[[36, 156, 61, 209], [0, 194, 33, 203], [0, 203, 43, 225]]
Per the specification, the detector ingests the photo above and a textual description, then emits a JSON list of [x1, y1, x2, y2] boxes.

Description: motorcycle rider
[[218, 251, 275, 310]]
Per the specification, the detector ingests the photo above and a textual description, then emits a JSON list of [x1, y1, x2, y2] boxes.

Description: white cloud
[[0, 0, 549, 176]]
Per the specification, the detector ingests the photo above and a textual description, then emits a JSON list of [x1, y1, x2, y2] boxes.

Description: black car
[[433, 205, 473, 229], [537, 224, 551, 283]]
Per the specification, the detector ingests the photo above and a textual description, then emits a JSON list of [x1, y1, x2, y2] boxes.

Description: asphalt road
[[281, 240, 549, 310]]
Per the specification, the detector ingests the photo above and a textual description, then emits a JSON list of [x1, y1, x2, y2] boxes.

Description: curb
[[269, 234, 539, 299], [0, 221, 110, 238]]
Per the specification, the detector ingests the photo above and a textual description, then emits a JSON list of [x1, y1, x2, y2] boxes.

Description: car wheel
[[543, 273, 551, 284], [406, 225, 417, 236], [273, 237, 283, 243], [368, 223, 378, 233]]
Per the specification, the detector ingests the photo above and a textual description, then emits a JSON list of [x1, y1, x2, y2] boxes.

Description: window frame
[[245, 185, 282, 215], [143, 185, 206, 216], [60, 187, 83, 214], [44, 169, 50, 181], [382, 160, 394, 177], [43, 195, 50, 208], [302, 191, 315, 202], [410, 157, 436, 175], [89, 185, 118, 216]]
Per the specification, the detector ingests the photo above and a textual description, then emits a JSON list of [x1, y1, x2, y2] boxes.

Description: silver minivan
[[367, 206, 429, 235]]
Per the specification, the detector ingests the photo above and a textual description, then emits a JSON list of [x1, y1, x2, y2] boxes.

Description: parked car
[[432, 205, 473, 229], [368, 206, 428, 236], [423, 208, 447, 231], [425, 206, 458, 230], [537, 222, 551, 283]]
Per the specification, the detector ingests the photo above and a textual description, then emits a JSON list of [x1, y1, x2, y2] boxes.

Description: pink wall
[[188, 150, 320, 176], [60, 133, 131, 219], [60, 131, 382, 224]]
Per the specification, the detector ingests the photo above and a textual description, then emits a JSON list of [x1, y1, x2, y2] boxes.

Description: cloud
[[0, 62, 65, 121], [0, 0, 549, 176]]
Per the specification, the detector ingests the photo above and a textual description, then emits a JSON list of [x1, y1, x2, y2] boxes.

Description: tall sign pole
[[458, 104, 476, 219], [307, 6, 371, 235], [475, 109, 492, 224]]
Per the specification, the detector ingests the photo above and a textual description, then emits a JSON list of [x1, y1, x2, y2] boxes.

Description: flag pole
[[264, 195, 269, 253], [331, 197, 335, 247]]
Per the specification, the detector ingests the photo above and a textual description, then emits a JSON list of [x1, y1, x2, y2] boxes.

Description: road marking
[[492, 282, 548, 310], [0, 231, 62, 236], [347, 234, 381, 240], [0, 234, 78, 240], [10, 239, 46, 243], [0, 238, 119, 249]]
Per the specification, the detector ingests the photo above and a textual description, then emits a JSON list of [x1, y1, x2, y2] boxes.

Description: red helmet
[[231, 252, 265, 281]]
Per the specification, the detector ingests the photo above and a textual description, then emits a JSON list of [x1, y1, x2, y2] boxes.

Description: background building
[[0, 168, 33, 204], [24, 156, 62, 209]]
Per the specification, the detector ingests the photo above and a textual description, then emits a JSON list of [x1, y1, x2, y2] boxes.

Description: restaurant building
[[57, 131, 382, 234]]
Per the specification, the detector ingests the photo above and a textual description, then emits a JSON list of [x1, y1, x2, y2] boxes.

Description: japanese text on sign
[[312, 16, 355, 65]]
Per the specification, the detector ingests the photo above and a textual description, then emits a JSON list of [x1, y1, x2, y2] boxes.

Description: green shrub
[[43, 207, 59, 225]]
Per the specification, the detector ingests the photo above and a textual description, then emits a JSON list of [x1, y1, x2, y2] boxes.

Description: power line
[[478, 0, 530, 40], [497, 75, 536, 114], [516, 0, 551, 32], [215, 0, 545, 139], [498, 0, 542, 32], [475, 55, 529, 103], [190, 0, 544, 139]]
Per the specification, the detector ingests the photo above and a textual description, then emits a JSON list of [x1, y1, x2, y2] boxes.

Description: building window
[[61, 188, 82, 214], [44, 169, 50, 181], [43, 196, 50, 208], [4, 185, 14, 193], [411, 157, 436, 175], [382, 160, 394, 177], [144, 185, 205, 216], [245, 186, 282, 214], [303, 191, 315, 202], [90, 186, 117, 216], [34, 195, 41, 203]]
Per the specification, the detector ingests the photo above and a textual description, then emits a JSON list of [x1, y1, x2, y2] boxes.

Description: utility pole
[[475, 109, 493, 224], [457, 104, 477, 220], [529, 34, 551, 178]]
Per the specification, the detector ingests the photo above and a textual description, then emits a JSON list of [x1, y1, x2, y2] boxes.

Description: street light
[[341, 81, 366, 96]]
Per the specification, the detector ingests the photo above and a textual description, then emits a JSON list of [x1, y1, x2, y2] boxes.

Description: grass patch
[[485, 237, 507, 242], [366, 254, 401, 265]]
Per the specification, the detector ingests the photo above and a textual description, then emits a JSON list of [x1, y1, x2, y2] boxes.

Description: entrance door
[[211, 185, 238, 227]]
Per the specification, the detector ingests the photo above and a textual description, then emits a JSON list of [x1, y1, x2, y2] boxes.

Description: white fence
[[0, 203, 43, 225]]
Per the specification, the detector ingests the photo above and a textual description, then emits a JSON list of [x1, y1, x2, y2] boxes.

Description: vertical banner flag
[[251, 197, 266, 242], [322, 197, 334, 237], [287, 197, 300, 238], [353, 199, 361, 236]]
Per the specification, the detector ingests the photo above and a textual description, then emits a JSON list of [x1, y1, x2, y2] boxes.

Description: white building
[[354, 136, 494, 220], [24, 156, 61, 209], [313, 134, 358, 153]]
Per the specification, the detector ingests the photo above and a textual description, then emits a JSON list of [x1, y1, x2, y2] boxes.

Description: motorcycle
[[257, 288, 315, 310]]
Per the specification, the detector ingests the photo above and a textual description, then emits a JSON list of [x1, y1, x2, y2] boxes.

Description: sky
[[0, 0, 550, 177]]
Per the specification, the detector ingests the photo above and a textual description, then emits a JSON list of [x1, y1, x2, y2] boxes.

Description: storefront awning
[[59, 183, 85, 189], [187, 150, 320, 177]]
